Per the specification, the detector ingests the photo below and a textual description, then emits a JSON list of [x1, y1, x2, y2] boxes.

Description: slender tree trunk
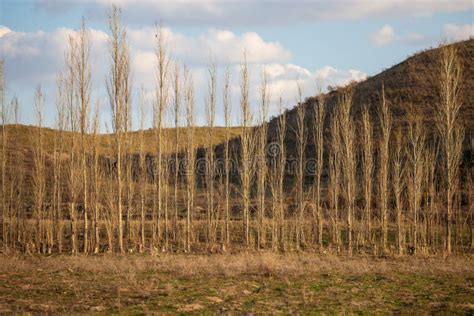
[[329, 110, 341, 252], [313, 91, 326, 252], [184, 67, 195, 253], [338, 89, 356, 256], [239, 56, 251, 249], [294, 80, 306, 251], [436, 44, 464, 256], [256, 71, 268, 249], [378, 84, 392, 254], [173, 62, 181, 250], [107, 6, 131, 253], [223, 66, 231, 250], [361, 104, 374, 249], [205, 60, 216, 249]]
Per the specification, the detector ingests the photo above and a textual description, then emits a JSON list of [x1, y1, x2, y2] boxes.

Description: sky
[[0, 0, 473, 128]]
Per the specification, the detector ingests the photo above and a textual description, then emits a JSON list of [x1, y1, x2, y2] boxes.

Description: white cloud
[[0, 24, 365, 127], [260, 64, 366, 117], [35, 0, 474, 26], [0, 26, 11, 37], [371, 24, 395, 46], [443, 23, 474, 42], [0, 26, 109, 83]]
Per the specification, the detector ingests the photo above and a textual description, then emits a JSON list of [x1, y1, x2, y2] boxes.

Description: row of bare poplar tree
[[0, 6, 471, 256]]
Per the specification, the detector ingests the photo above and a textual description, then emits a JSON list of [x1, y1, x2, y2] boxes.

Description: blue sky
[[0, 0, 473, 128]]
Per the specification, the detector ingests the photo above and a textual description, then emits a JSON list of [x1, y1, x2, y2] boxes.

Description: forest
[[0, 6, 472, 258]]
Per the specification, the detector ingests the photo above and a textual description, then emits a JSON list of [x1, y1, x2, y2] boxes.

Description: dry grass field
[[1, 5, 473, 314], [1, 253, 473, 313]]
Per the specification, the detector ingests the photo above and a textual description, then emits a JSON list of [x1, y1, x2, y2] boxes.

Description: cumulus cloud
[[34, 0, 473, 26], [443, 23, 474, 42], [0, 26, 109, 83], [370, 25, 428, 47], [255, 64, 366, 118], [0, 24, 364, 126], [371, 24, 395, 46], [0, 26, 11, 37]]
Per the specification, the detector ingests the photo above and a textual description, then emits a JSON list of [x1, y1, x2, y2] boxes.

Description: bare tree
[[406, 112, 426, 255], [378, 84, 392, 253], [338, 89, 356, 256], [329, 105, 342, 252], [91, 100, 101, 253], [294, 79, 307, 251], [392, 128, 406, 255], [361, 104, 374, 247], [239, 54, 252, 248], [54, 74, 66, 253], [256, 70, 269, 249], [222, 65, 231, 250], [436, 44, 464, 255], [172, 61, 181, 249], [138, 86, 147, 252], [184, 66, 195, 253], [312, 88, 326, 251], [64, 35, 80, 254], [74, 19, 91, 254], [205, 60, 216, 247], [424, 141, 439, 251], [270, 96, 287, 251], [106, 5, 131, 253], [32, 86, 46, 253], [153, 23, 169, 251], [10, 97, 22, 252]]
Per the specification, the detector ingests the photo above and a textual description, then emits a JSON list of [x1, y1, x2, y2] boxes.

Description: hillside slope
[[265, 39, 473, 160]]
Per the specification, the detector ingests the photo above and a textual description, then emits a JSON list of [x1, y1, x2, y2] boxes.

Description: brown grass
[[0, 253, 473, 313], [4, 253, 470, 277]]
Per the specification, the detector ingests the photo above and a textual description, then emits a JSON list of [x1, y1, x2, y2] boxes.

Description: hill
[[1, 124, 242, 156], [264, 39, 474, 161]]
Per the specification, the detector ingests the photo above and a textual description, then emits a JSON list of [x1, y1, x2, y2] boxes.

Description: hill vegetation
[[0, 8, 472, 258]]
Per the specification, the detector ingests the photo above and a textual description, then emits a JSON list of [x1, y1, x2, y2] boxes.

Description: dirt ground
[[0, 253, 473, 313]]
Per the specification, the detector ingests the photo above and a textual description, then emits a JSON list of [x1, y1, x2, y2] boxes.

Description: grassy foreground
[[0, 253, 473, 314]]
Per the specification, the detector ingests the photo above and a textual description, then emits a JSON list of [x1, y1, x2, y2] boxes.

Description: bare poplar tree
[[205, 60, 218, 247], [10, 97, 22, 252], [392, 128, 406, 255], [124, 87, 133, 251], [184, 66, 195, 253], [172, 62, 181, 248], [436, 44, 464, 255], [106, 5, 131, 253], [74, 18, 91, 253], [378, 84, 392, 253], [153, 23, 169, 251], [222, 65, 231, 250], [329, 101, 342, 251], [424, 141, 439, 251], [273, 96, 287, 250], [406, 112, 426, 255], [32, 86, 46, 253], [256, 70, 269, 249], [138, 86, 147, 252], [312, 89, 326, 251], [54, 74, 66, 253], [65, 35, 79, 254], [91, 100, 101, 253], [239, 54, 252, 248], [361, 104, 374, 247], [294, 80, 306, 251], [339, 89, 356, 256]]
